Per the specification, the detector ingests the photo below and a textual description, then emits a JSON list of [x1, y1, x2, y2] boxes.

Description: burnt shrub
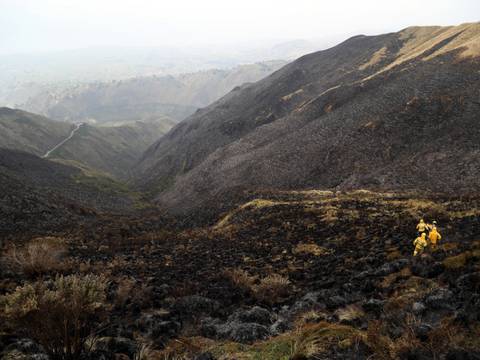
[[1, 274, 108, 360]]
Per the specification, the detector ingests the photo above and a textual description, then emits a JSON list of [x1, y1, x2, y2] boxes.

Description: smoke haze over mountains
[[1, 0, 478, 55]]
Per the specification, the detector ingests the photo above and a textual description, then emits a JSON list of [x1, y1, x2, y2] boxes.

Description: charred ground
[[1, 23, 480, 360], [1, 191, 479, 359], [134, 23, 480, 215]]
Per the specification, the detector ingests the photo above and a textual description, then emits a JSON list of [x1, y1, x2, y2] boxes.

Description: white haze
[[0, 0, 478, 107], [0, 0, 478, 55]]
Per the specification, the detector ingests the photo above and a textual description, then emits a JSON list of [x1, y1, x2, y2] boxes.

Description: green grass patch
[[207, 322, 360, 359], [208, 338, 291, 360]]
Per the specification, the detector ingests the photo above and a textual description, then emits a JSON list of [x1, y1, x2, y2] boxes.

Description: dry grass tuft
[[380, 267, 412, 289], [443, 252, 470, 269], [364, 314, 479, 359], [149, 337, 203, 360], [294, 310, 327, 327], [335, 305, 365, 323], [133, 343, 158, 360], [224, 269, 291, 304], [424, 317, 463, 358], [289, 322, 360, 359], [365, 320, 395, 359], [253, 274, 291, 305], [5, 237, 68, 276], [321, 206, 338, 223], [133, 341, 194, 360], [293, 243, 331, 256], [223, 268, 257, 292]]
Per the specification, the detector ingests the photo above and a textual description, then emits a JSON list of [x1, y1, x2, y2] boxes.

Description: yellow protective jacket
[[416, 221, 427, 232], [429, 229, 442, 244], [413, 236, 428, 250]]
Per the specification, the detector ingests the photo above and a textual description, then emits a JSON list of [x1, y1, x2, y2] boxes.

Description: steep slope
[[0, 107, 73, 156], [20, 61, 287, 124], [49, 119, 175, 179], [135, 23, 480, 215], [0, 107, 174, 180], [0, 148, 139, 238]]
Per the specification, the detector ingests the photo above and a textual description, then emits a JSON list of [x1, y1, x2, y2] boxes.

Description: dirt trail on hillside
[[43, 122, 84, 158]]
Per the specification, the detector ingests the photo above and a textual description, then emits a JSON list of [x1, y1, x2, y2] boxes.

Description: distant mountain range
[[0, 40, 323, 83], [19, 61, 287, 123], [2, 24, 479, 220], [134, 23, 480, 215], [0, 38, 330, 109], [0, 60, 287, 179]]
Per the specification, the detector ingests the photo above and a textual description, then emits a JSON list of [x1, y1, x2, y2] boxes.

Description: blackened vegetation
[[1, 24, 480, 359], [0, 148, 139, 239], [134, 24, 480, 216], [2, 191, 479, 358]]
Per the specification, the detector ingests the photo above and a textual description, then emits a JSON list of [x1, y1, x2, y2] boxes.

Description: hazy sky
[[0, 0, 479, 55]]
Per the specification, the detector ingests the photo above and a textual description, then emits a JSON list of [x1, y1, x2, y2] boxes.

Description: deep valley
[[1, 21, 479, 360]]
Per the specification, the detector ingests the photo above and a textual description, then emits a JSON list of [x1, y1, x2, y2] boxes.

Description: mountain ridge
[[0, 107, 175, 180], [134, 23, 480, 216], [19, 61, 287, 124], [0, 107, 73, 156]]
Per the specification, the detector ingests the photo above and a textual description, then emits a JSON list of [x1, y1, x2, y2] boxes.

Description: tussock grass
[[293, 243, 332, 256], [224, 269, 291, 305], [5, 237, 69, 277], [223, 268, 257, 292], [335, 305, 365, 323], [289, 322, 361, 359], [294, 310, 327, 327], [253, 274, 291, 305]]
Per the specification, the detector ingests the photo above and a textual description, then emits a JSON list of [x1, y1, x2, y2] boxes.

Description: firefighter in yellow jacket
[[413, 232, 428, 256], [416, 219, 428, 236], [429, 226, 442, 250]]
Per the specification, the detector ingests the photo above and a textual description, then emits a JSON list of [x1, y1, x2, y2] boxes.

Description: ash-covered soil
[[2, 191, 479, 359], [134, 23, 480, 215]]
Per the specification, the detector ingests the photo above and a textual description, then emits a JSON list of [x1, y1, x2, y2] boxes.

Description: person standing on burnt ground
[[429, 223, 442, 251], [416, 219, 428, 237], [413, 232, 428, 256]]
